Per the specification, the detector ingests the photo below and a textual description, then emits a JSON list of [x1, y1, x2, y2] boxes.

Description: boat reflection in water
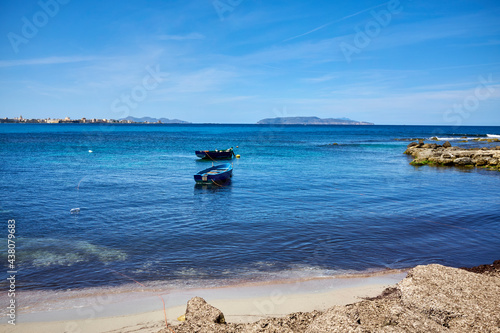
[[194, 178, 232, 190]]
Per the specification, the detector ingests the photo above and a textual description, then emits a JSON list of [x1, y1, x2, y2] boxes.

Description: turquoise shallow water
[[0, 124, 499, 291]]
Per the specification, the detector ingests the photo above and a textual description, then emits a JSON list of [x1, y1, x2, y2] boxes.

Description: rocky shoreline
[[404, 140, 500, 171], [160, 261, 500, 332]]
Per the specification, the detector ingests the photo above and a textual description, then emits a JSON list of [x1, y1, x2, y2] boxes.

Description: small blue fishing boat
[[194, 163, 233, 184], [195, 148, 234, 160]]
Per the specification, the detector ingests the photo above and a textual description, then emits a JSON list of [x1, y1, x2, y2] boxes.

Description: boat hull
[[195, 149, 234, 160], [194, 163, 233, 184]]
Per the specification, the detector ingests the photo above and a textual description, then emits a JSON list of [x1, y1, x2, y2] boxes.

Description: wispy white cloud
[[450, 40, 500, 47], [283, 22, 335, 43], [24, 82, 84, 98], [158, 33, 205, 41], [407, 79, 500, 93], [350, 11, 500, 52], [232, 37, 346, 66], [303, 74, 338, 83], [425, 62, 500, 72], [283, 1, 390, 42], [0, 56, 96, 68], [207, 95, 255, 104], [219, 11, 499, 70], [151, 68, 238, 99], [271, 84, 500, 112]]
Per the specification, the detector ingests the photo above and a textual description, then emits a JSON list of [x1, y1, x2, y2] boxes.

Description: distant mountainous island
[[257, 116, 374, 125], [120, 116, 190, 124]]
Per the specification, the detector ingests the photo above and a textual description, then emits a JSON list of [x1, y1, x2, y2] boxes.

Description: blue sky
[[1, 0, 499, 125]]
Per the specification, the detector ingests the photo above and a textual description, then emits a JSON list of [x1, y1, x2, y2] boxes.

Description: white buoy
[[70, 208, 80, 214], [88, 150, 93, 153]]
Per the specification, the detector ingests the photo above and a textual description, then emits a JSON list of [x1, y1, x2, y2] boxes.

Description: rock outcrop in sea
[[404, 140, 500, 171], [256, 116, 373, 125], [159, 261, 500, 333]]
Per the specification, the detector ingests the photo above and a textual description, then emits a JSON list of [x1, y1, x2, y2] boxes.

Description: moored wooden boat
[[194, 163, 233, 184], [195, 148, 234, 160]]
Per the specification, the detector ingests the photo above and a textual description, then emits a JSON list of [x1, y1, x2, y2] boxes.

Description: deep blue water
[[1, 124, 499, 291]]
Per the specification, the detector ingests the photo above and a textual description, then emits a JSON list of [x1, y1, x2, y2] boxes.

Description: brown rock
[[248, 311, 321, 333], [475, 158, 490, 166], [441, 153, 454, 159], [185, 297, 226, 324], [398, 264, 500, 331], [307, 264, 500, 332], [442, 141, 452, 148], [434, 157, 454, 165], [407, 142, 419, 149], [453, 157, 474, 166], [404, 143, 500, 170], [461, 260, 500, 277]]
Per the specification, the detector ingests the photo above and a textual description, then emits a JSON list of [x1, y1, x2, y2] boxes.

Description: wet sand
[[1, 271, 406, 333]]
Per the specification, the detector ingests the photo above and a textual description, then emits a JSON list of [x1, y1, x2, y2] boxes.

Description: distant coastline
[[257, 116, 374, 125], [0, 115, 189, 124], [1, 115, 374, 125]]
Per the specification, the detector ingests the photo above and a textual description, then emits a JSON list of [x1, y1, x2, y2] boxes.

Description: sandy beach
[[5, 261, 499, 333], [1, 271, 406, 333]]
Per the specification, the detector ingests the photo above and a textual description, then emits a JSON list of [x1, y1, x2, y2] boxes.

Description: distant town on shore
[[1, 115, 373, 125], [0, 116, 189, 124]]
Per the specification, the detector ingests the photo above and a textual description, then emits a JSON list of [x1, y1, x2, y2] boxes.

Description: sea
[[0, 124, 499, 312]]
